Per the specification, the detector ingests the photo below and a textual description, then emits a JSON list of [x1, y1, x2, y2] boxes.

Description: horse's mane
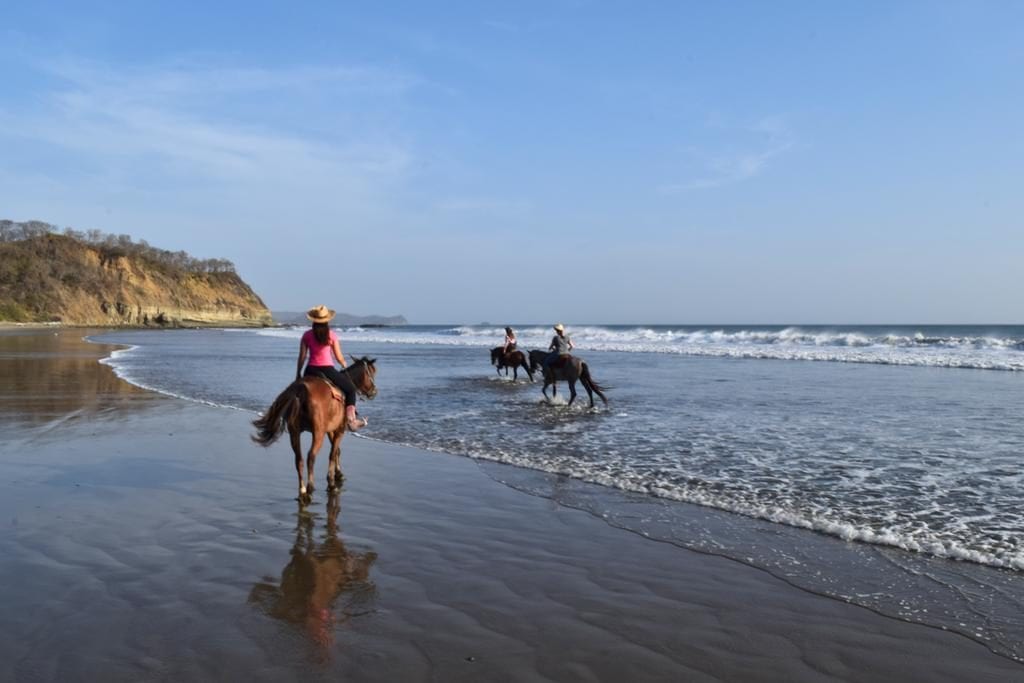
[[342, 357, 376, 374]]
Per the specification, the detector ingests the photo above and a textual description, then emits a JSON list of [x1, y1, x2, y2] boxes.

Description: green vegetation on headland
[[0, 219, 272, 327]]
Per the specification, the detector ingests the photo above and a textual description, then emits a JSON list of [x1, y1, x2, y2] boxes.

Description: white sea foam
[[254, 325, 1024, 371], [435, 439, 1024, 571]]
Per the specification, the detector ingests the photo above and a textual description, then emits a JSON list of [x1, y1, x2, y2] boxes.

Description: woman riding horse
[[298, 305, 367, 431], [252, 355, 378, 502], [502, 326, 517, 354]]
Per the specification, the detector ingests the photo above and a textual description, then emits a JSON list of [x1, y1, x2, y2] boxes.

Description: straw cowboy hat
[[306, 305, 336, 323], [553, 323, 565, 332]]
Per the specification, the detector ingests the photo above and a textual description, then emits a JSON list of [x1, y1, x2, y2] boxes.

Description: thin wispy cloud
[[2, 57, 417, 198], [435, 197, 532, 213], [660, 117, 795, 193], [42, 58, 420, 100]]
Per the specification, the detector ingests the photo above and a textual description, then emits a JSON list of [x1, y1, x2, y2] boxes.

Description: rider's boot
[[346, 404, 368, 431]]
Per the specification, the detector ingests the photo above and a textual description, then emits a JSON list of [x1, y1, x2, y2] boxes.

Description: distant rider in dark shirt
[[543, 323, 574, 371]]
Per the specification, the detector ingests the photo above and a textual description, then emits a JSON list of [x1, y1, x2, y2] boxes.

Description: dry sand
[[1, 329, 1022, 681]]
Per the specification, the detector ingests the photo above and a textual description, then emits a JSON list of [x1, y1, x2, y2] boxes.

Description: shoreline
[[2, 329, 1022, 680]]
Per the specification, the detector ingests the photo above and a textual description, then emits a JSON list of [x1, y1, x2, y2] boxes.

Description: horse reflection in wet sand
[[248, 494, 378, 656], [528, 350, 609, 408], [252, 358, 377, 504]]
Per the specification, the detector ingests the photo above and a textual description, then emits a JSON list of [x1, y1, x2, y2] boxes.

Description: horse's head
[[349, 356, 378, 400], [490, 347, 501, 365]]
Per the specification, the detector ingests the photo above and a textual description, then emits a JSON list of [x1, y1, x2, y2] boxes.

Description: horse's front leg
[[567, 380, 577, 407], [326, 430, 344, 492]]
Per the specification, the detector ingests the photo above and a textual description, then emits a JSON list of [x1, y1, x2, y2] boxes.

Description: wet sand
[[2, 330, 1022, 681]]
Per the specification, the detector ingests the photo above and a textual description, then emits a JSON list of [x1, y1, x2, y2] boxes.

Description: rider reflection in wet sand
[[247, 494, 378, 656]]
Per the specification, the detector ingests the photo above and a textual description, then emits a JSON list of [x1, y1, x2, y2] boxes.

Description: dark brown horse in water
[[490, 346, 534, 381], [528, 350, 608, 408], [252, 357, 378, 503]]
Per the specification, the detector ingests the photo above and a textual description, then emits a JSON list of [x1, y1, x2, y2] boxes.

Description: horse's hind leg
[[289, 428, 305, 501], [303, 431, 324, 503], [567, 381, 577, 407]]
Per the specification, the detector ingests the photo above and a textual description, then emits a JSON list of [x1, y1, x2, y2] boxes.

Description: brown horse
[[528, 349, 608, 408], [490, 346, 534, 381], [252, 357, 378, 503]]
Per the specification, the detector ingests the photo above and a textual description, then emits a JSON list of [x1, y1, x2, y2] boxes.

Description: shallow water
[[90, 324, 1024, 659]]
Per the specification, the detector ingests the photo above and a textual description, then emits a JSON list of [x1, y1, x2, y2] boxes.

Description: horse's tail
[[520, 352, 535, 381], [251, 381, 307, 446], [579, 362, 609, 406]]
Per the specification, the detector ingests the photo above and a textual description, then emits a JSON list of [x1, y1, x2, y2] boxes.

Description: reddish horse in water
[[252, 357, 378, 503], [490, 346, 534, 381], [528, 350, 608, 408]]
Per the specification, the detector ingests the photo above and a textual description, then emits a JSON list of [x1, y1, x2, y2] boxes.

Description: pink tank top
[[302, 329, 337, 367]]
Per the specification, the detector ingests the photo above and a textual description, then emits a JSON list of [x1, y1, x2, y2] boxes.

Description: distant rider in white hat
[[543, 323, 574, 372]]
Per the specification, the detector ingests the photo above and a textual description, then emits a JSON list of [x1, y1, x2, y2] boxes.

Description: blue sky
[[1, 2, 1022, 323]]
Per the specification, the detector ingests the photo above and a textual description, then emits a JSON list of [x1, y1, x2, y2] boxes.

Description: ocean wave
[[254, 325, 1024, 371]]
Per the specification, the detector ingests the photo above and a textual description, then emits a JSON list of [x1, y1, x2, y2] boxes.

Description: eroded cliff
[[0, 227, 272, 327]]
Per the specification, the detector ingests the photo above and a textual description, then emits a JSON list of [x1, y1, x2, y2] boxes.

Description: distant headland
[[0, 219, 272, 327], [272, 311, 407, 327]]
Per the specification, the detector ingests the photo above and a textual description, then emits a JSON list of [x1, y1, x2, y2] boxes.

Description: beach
[[2, 328, 1023, 682]]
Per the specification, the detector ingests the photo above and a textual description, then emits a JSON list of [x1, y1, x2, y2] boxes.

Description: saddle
[[550, 355, 572, 369]]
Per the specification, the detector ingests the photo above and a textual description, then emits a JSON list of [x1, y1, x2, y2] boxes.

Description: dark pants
[[304, 365, 356, 406]]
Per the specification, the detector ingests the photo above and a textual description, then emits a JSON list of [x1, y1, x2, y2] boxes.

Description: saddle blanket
[[312, 377, 343, 402]]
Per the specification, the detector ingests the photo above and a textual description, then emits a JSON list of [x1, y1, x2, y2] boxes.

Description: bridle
[[350, 359, 377, 399]]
